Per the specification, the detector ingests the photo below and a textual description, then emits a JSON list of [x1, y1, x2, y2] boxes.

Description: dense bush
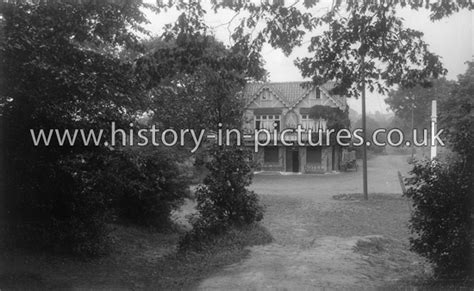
[[180, 145, 264, 249], [3, 145, 190, 255], [405, 159, 472, 279], [104, 147, 190, 227]]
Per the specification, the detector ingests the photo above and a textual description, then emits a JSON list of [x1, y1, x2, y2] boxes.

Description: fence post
[[398, 171, 406, 195]]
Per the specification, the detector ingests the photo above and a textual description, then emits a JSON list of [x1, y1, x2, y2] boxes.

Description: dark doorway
[[332, 146, 336, 171], [286, 147, 299, 172], [292, 150, 299, 172]]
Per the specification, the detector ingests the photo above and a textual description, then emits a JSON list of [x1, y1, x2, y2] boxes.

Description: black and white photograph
[[0, 0, 472, 289]]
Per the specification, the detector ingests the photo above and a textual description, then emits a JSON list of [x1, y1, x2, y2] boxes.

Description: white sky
[[142, 2, 472, 114]]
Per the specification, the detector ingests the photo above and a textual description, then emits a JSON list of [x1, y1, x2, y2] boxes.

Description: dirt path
[[198, 237, 368, 289], [198, 155, 426, 289]]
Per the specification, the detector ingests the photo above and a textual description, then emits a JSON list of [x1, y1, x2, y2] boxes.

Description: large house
[[242, 82, 348, 173]]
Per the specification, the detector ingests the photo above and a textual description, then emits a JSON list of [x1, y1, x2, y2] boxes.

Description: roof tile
[[243, 81, 342, 109]]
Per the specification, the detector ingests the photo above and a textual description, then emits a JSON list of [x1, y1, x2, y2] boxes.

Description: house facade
[[242, 82, 348, 174]]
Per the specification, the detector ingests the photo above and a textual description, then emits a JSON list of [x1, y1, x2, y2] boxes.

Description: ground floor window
[[264, 146, 279, 163], [307, 147, 322, 164]]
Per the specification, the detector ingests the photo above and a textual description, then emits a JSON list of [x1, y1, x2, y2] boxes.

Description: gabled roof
[[243, 81, 345, 110]]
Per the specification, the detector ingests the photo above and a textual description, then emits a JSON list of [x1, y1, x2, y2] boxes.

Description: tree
[[0, 1, 191, 254], [309, 105, 350, 131], [136, 6, 268, 247], [131, 1, 267, 136], [385, 78, 456, 130], [297, 6, 446, 199], [439, 61, 474, 164], [138, 34, 266, 132]]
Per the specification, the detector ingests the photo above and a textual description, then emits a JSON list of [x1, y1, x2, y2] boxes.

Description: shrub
[[405, 159, 472, 279], [180, 145, 264, 249], [3, 146, 190, 256], [104, 147, 190, 228]]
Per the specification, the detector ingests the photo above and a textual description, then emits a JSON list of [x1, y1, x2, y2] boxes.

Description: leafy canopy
[[209, 0, 452, 97], [135, 1, 266, 131], [296, 5, 446, 97], [439, 61, 474, 163], [385, 78, 456, 128], [308, 105, 349, 130], [153, 1, 472, 99]]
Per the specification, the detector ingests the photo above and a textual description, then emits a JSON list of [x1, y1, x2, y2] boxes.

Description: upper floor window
[[255, 115, 280, 131], [309, 87, 321, 100], [261, 89, 273, 101]]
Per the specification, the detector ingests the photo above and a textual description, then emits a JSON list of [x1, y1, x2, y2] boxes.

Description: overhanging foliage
[[309, 105, 350, 130]]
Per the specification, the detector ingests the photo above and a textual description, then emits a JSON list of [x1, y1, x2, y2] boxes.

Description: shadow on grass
[[332, 192, 405, 201], [0, 223, 273, 290]]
